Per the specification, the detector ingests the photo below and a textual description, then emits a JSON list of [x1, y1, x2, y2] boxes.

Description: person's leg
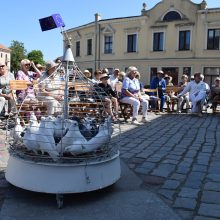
[[141, 99, 148, 118], [120, 97, 140, 120], [111, 97, 119, 116], [160, 94, 165, 112], [104, 97, 113, 117], [189, 93, 197, 113], [177, 96, 184, 112], [0, 97, 6, 115]]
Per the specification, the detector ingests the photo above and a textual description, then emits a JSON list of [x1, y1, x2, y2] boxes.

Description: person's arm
[[30, 61, 41, 76], [178, 83, 191, 97]]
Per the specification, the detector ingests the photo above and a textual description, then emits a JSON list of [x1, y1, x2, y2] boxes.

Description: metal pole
[[63, 61, 69, 119]]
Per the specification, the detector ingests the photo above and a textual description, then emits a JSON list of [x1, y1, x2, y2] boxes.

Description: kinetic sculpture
[[6, 14, 121, 209]]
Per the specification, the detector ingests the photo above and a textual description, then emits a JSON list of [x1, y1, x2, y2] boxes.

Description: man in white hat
[[178, 72, 207, 116], [37, 60, 63, 115]]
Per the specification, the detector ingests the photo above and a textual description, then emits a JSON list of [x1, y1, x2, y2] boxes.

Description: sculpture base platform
[[6, 151, 120, 194]]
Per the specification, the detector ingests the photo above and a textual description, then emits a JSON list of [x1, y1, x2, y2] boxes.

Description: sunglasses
[[0, 65, 5, 68], [25, 64, 31, 67]]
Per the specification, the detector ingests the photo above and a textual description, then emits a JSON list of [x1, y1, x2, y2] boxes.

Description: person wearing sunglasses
[[15, 59, 41, 103]]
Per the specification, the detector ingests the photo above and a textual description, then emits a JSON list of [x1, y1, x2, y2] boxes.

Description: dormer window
[[163, 11, 181, 21]]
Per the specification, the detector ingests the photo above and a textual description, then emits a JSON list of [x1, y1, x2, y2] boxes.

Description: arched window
[[163, 11, 181, 21]]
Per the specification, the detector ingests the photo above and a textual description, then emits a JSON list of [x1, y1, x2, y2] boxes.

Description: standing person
[[0, 62, 16, 116], [177, 72, 207, 116], [109, 68, 120, 90], [177, 74, 190, 113], [98, 73, 119, 121], [120, 66, 149, 125], [37, 61, 63, 115], [150, 70, 166, 112], [16, 59, 41, 103]]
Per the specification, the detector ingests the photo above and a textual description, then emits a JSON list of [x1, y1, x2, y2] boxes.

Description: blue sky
[[1, 0, 219, 61]]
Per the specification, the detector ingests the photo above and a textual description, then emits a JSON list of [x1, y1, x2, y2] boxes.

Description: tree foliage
[[9, 40, 27, 73], [27, 50, 45, 65]]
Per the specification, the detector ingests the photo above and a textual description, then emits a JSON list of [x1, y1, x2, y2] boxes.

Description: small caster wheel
[[56, 194, 64, 209]]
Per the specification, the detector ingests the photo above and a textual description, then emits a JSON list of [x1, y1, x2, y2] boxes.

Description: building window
[[207, 29, 220, 50], [127, 34, 137, 53], [179, 30, 190, 50], [204, 67, 220, 86], [0, 53, 2, 58], [104, 36, 113, 54], [87, 39, 92, 55], [76, 41, 80, 57], [153, 32, 164, 51], [163, 11, 181, 21]]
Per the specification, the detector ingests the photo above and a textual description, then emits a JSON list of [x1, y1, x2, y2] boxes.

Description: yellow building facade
[[66, 0, 220, 86], [0, 44, 11, 70]]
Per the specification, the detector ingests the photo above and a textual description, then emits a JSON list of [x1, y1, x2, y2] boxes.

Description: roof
[[66, 15, 142, 32], [0, 44, 11, 52]]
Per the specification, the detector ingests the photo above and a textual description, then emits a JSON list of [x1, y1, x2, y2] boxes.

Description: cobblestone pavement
[[0, 113, 220, 219], [118, 113, 220, 220]]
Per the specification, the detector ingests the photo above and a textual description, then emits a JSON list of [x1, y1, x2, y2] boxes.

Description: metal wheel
[[56, 194, 64, 209]]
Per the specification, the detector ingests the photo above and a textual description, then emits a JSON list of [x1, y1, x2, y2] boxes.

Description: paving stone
[[134, 167, 151, 175], [178, 187, 200, 198], [161, 180, 181, 190], [151, 164, 176, 178], [120, 152, 135, 159], [161, 159, 179, 165], [158, 189, 176, 200], [176, 165, 190, 174], [201, 191, 220, 204], [207, 174, 220, 182], [194, 216, 218, 220], [130, 157, 145, 164], [141, 161, 156, 170], [170, 173, 186, 181], [198, 203, 220, 218], [192, 164, 208, 172], [173, 197, 197, 210], [176, 210, 194, 220], [204, 182, 220, 191], [146, 157, 161, 163]]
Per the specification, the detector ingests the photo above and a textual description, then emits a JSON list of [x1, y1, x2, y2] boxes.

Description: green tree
[[27, 50, 45, 65], [9, 40, 27, 73]]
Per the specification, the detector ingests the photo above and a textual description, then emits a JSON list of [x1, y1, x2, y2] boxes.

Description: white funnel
[[63, 46, 75, 62]]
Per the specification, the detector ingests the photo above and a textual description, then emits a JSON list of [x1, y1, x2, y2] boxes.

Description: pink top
[[16, 70, 36, 102]]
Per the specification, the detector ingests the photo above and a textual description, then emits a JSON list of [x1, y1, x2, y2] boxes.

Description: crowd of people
[[0, 59, 220, 124]]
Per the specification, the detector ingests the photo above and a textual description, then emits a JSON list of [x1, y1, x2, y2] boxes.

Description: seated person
[[177, 74, 190, 113], [0, 62, 16, 116], [109, 68, 120, 91], [150, 70, 166, 112], [177, 72, 207, 117], [96, 73, 119, 121], [37, 61, 64, 115], [16, 59, 41, 103], [120, 66, 149, 124], [91, 69, 102, 84], [210, 77, 220, 112]]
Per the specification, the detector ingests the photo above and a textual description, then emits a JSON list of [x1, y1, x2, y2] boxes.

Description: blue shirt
[[150, 77, 166, 95], [121, 76, 140, 98]]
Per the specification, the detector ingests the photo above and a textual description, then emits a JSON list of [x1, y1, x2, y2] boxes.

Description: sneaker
[[132, 119, 141, 125], [186, 109, 191, 114], [142, 117, 150, 123], [177, 110, 181, 114]]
